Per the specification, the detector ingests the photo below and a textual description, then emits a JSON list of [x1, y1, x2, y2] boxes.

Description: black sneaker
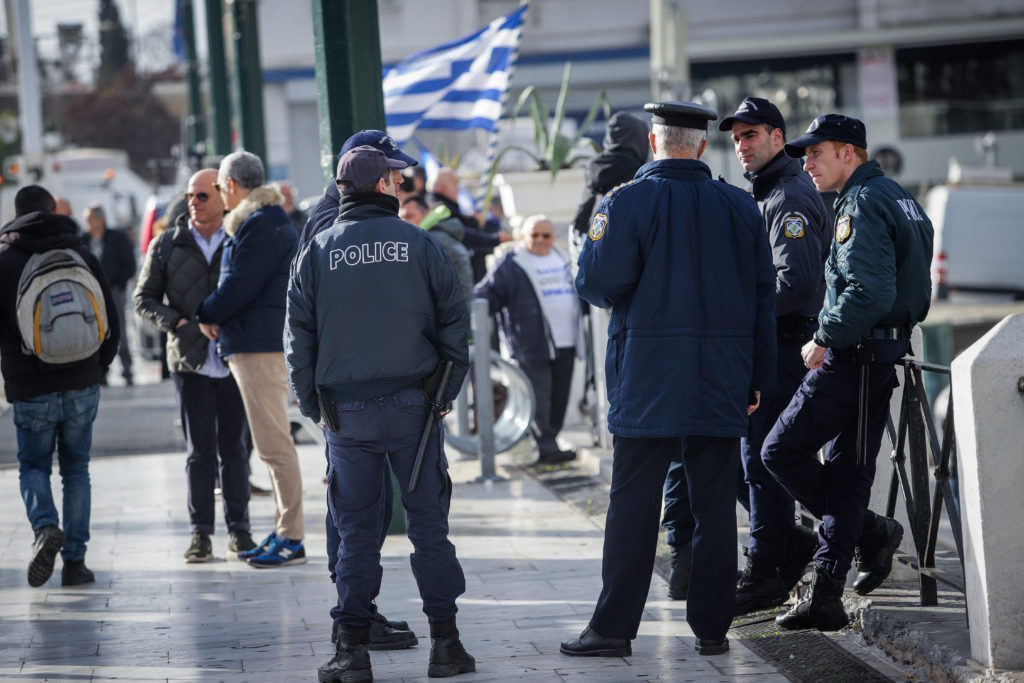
[[28, 525, 65, 587], [184, 532, 213, 563], [228, 530, 256, 553], [61, 560, 96, 586]]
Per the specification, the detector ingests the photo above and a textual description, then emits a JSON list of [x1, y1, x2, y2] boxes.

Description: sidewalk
[[559, 426, 1022, 683], [1, 436, 797, 682]]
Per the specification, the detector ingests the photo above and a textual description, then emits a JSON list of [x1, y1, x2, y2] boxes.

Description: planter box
[[494, 167, 587, 225]]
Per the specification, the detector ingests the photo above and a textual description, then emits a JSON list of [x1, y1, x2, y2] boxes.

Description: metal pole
[[472, 299, 496, 480], [204, 0, 232, 155], [455, 374, 471, 444], [310, 0, 386, 185], [181, 0, 206, 160], [11, 0, 43, 161], [229, 0, 266, 164]]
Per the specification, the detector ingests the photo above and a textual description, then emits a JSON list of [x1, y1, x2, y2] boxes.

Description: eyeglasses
[[213, 179, 228, 192], [185, 192, 211, 203], [529, 233, 553, 239]]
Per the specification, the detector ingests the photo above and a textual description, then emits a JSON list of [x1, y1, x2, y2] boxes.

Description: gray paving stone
[[0, 437, 796, 682]]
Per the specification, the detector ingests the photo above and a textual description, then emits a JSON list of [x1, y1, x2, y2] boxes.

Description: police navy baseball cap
[[719, 97, 786, 134], [784, 114, 867, 157], [644, 101, 717, 130], [339, 130, 418, 166], [336, 145, 409, 193]]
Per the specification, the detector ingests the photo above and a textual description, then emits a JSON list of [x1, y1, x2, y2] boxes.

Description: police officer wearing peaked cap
[[285, 145, 475, 681], [761, 114, 933, 631], [662, 97, 830, 614], [561, 101, 777, 658]]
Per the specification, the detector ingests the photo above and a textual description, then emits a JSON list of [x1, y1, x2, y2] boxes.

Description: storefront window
[[897, 39, 1024, 137]]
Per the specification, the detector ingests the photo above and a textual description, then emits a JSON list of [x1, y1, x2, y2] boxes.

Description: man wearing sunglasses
[[134, 169, 254, 563]]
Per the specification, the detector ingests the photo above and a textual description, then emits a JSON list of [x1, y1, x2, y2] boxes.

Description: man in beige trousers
[[196, 150, 305, 567]]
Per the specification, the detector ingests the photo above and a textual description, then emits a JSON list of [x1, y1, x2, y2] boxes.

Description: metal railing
[[883, 357, 964, 605]]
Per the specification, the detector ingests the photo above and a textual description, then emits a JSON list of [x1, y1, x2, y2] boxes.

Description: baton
[[407, 360, 454, 492], [855, 341, 871, 468]]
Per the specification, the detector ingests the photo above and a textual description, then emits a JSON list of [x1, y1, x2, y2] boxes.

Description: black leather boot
[[369, 610, 418, 650], [427, 618, 476, 678], [777, 524, 819, 592], [853, 511, 904, 596], [775, 566, 849, 631], [318, 625, 372, 683], [734, 552, 788, 616], [667, 541, 692, 600]]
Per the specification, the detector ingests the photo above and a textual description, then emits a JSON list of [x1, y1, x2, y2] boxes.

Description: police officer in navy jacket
[[560, 101, 776, 658], [286, 146, 474, 681], [763, 114, 932, 631], [661, 97, 830, 612]]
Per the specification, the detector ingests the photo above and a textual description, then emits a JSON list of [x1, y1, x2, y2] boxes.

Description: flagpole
[[479, 0, 529, 223]]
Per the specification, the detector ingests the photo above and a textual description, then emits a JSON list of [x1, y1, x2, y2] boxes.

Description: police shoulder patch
[[783, 214, 806, 239], [836, 214, 852, 243], [589, 213, 608, 241]]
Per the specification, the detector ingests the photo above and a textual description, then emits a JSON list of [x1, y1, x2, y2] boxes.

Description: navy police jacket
[[576, 158, 777, 438], [285, 195, 469, 421], [749, 151, 828, 319], [812, 161, 933, 350]]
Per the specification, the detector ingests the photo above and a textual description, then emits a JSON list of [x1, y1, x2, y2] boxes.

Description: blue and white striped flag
[[383, 4, 527, 145]]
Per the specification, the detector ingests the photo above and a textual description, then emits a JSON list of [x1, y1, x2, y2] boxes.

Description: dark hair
[[762, 123, 787, 143], [399, 174, 416, 193], [401, 195, 428, 211], [14, 184, 56, 216]]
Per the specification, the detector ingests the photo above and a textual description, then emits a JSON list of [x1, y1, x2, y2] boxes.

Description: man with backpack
[[0, 184, 121, 587]]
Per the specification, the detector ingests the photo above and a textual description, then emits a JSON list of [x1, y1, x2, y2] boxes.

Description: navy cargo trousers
[[762, 338, 908, 578], [325, 387, 465, 628]]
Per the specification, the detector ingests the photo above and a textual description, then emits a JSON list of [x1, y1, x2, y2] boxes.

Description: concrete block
[[951, 313, 1024, 669]]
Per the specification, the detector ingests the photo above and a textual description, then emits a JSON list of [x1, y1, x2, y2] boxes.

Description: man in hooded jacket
[[0, 184, 121, 588]]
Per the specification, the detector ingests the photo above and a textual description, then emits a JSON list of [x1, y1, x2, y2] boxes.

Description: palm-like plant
[[482, 62, 610, 205]]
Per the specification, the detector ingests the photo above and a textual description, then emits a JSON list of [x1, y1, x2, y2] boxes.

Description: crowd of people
[[0, 92, 934, 681]]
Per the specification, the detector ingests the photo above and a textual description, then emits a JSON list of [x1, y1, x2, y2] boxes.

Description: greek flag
[[383, 4, 527, 144]]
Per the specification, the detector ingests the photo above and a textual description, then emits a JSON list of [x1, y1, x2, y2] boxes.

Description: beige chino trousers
[[228, 352, 304, 540]]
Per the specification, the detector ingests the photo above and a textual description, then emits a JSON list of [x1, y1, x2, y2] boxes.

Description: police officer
[[659, 97, 830, 607], [286, 146, 474, 681], [560, 101, 776, 658], [726, 97, 828, 613], [762, 114, 933, 631], [300, 130, 420, 651]]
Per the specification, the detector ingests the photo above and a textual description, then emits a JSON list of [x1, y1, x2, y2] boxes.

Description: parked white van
[[927, 183, 1024, 301]]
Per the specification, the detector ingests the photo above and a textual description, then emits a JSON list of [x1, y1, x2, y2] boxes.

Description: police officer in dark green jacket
[[761, 114, 933, 631]]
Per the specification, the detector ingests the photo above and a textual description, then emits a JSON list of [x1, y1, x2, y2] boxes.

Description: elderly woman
[[474, 215, 582, 465]]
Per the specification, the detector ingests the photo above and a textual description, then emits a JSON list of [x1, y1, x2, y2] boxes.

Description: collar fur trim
[[224, 185, 284, 236]]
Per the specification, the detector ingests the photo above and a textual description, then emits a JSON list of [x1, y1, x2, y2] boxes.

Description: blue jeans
[[14, 386, 100, 562], [326, 387, 465, 628]]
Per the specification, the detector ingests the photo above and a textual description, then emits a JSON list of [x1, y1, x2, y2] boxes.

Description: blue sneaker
[[247, 536, 306, 568], [237, 532, 276, 560]]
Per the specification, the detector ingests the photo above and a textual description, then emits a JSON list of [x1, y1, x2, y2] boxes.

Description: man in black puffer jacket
[[134, 169, 253, 563]]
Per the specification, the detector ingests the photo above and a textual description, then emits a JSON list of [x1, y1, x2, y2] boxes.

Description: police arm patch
[[783, 215, 805, 239], [836, 215, 852, 243], [589, 213, 608, 241]]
